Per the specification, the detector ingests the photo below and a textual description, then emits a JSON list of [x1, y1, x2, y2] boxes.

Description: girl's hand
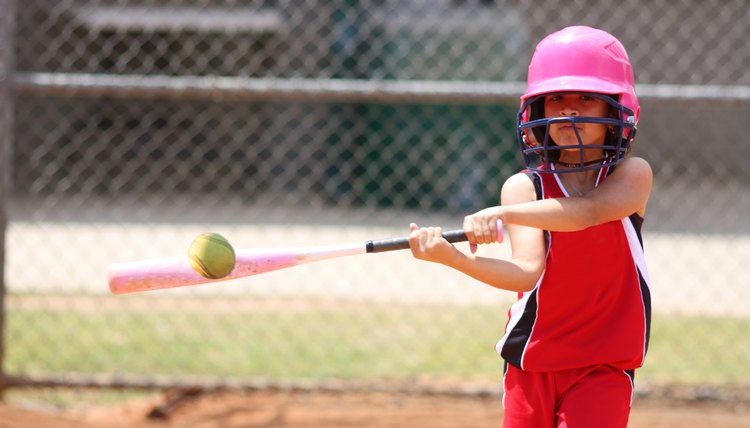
[[463, 207, 505, 247], [408, 223, 461, 265]]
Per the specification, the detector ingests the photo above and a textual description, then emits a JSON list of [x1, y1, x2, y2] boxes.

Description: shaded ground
[[2, 390, 749, 428]]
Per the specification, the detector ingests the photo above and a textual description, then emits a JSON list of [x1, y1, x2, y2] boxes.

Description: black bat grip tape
[[365, 229, 468, 253]]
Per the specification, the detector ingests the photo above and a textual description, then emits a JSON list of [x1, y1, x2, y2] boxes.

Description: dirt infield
[[2, 390, 749, 428]]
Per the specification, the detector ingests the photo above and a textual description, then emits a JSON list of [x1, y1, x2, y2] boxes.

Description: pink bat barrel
[[108, 244, 367, 295]]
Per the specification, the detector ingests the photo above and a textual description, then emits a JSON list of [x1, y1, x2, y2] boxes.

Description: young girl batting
[[408, 26, 652, 427]]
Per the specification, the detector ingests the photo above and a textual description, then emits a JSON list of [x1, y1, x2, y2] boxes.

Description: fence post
[[0, 0, 16, 397]]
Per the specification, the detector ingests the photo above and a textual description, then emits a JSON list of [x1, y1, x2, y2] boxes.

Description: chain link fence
[[2, 0, 749, 400]]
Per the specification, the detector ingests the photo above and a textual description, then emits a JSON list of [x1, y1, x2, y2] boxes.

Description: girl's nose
[[560, 105, 578, 116]]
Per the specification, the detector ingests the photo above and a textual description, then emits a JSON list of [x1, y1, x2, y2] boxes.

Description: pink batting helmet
[[517, 26, 639, 172]]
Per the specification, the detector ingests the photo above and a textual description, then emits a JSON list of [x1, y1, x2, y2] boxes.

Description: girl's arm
[[464, 157, 653, 244], [408, 171, 546, 292]]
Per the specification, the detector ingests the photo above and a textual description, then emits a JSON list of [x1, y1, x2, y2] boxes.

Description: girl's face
[[543, 93, 610, 147]]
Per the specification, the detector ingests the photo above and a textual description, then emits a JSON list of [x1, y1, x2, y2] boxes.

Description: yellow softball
[[188, 233, 236, 279]]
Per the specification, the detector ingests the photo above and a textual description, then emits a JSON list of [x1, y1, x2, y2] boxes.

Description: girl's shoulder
[[501, 171, 540, 204], [621, 156, 651, 168], [611, 156, 653, 181]]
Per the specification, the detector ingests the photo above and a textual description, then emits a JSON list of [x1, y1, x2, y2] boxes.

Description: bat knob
[[496, 219, 504, 243]]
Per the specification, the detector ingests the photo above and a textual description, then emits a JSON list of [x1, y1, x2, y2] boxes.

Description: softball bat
[[108, 221, 503, 295]]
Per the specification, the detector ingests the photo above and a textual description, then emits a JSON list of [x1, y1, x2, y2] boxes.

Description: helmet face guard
[[517, 92, 637, 173], [517, 26, 640, 173]]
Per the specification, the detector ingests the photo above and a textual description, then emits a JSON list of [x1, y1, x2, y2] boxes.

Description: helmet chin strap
[[554, 157, 609, 168]]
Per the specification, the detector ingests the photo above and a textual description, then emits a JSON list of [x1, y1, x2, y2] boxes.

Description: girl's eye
[[580, 95, 594, 101]]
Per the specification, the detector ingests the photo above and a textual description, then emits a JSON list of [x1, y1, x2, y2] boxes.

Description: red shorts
[[502, 364, 635, 428]]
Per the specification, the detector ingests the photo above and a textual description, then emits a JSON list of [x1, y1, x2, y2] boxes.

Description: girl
[[408, 26, 652, 427]]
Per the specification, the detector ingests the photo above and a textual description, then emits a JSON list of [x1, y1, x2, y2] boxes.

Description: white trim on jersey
[[621, 216, 652, 363], [621, 217, 651, 286]]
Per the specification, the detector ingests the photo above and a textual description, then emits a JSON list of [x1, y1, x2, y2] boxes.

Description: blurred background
[[0, 0, 748, 407]]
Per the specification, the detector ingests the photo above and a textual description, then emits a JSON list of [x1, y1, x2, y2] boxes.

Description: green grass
[[638, 316, 750, 384], [4, 300, 749, 386]]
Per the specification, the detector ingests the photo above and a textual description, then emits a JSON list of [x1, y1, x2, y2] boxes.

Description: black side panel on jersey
[[500, 288, 539, 369], [638, 269, 652, 354]]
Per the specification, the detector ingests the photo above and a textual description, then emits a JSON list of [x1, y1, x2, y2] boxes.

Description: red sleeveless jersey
[[496, 166, 652, 371]]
